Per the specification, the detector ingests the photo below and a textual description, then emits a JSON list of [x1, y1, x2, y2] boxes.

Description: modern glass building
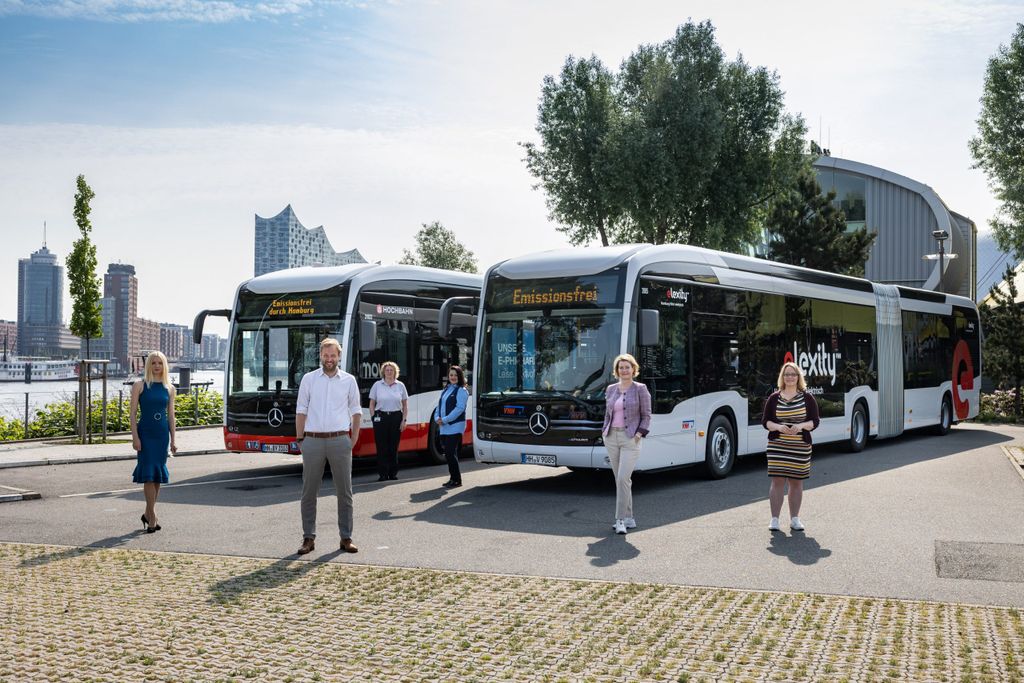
[[17, 244, 64, 357], [254, 204, 366, 276], [812, 156, 977, 299]]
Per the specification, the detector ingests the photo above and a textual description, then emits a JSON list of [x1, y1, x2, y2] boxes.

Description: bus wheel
[[933, 395, 953, 436], [704, 415, 735, 479], [848, 402, 868, 452], [424, 423, 446, 465]]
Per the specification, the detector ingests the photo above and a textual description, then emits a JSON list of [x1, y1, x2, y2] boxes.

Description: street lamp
[[922, 229, 957, 293]]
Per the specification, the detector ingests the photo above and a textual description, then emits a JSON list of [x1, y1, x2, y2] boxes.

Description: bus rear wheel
[[848, 402, 868, 452], [933, 395, 953, 436], [704, 415, 735, 479]]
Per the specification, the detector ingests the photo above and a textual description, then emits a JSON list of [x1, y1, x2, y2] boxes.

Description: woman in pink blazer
[[602, 353, 652, 535]]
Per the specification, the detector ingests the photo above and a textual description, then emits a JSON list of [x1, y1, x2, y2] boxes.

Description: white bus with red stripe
[[195, 264, 480, 462]]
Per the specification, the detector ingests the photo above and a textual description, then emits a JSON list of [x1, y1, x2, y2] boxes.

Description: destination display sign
[[236, 291, 344, 321], [487, 274, 622, 311]]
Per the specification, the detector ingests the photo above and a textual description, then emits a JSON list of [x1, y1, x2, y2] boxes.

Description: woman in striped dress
[[761, 362, 820, 532]]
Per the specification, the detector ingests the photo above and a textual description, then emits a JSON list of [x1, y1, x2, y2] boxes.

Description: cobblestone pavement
[[2, 542, 1022, 683]]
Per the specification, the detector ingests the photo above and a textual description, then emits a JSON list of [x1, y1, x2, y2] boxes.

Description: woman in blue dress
[[130, 351, 177, 532]]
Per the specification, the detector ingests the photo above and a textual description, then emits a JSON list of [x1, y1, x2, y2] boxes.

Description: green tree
[[522, 55, 620, 246], [399, 221, 478, 273], [766, 168, 877, 276], [980, 265, 1024, 417], [523, 20, 806, 252], [67, 175, 103, 358], [969, 23, 1024, 259]]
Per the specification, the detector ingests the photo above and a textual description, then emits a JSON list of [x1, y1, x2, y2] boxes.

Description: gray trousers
[[300, 434, 353, 539]]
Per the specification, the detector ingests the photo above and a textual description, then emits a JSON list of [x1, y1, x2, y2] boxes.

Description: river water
[[0, 370, 225, 421]]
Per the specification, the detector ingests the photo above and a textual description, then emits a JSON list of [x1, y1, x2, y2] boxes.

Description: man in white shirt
[[295, 337, 362, 555]]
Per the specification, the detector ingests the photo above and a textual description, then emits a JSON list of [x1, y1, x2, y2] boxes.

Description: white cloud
[[0, 0, 335, 23]]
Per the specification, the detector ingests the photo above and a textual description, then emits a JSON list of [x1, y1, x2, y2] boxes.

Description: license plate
[[521, 453, 557, 466], [262, 443, 290, 453]]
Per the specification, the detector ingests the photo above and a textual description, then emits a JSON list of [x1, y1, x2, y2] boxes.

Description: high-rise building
[[83, 296, 116, 362], [0, 320, 17, 360], [17, 243, 64, 357], [254, 204, 365, 276], [138, 318, 161, 368], [159, 323, 188, 361], [104, 263, 139, 372]]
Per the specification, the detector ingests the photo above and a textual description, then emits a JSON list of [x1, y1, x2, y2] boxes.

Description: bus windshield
[[228, 323, 338, 395], [480, 310, 622, 400], [479, 272, 625, 401]]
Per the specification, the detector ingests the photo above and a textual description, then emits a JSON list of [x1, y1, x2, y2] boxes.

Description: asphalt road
[[2, 423, 1023, 607]]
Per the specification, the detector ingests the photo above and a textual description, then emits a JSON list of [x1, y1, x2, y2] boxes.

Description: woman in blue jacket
[[435, 365, 469, 488]]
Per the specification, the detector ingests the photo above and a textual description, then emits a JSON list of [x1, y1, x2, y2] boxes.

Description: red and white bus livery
[[195, 263, 480, 462]]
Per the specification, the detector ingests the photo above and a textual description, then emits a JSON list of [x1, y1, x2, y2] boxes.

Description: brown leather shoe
[[340, 538, 358, 553], [297, 537, 315, 555]]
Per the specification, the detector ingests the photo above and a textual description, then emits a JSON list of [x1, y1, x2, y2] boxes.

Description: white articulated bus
[[467, 244, 980, 477], [195, 263, 480, 462]]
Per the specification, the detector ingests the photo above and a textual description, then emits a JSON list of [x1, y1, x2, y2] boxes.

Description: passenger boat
[[0, 358, 79, 382]]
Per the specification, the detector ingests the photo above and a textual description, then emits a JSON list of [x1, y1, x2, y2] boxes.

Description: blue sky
[[1, 0, 1022, 333]]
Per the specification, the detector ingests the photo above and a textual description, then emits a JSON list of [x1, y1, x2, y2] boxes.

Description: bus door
[[692, 314, 746, 454]]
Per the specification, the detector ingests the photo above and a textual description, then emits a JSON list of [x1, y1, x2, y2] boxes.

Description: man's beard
[[322, 360, 337, 372]]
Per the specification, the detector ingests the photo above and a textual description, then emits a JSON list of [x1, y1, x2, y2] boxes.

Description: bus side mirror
[[439, 296, 478, 338], [639, 309, 660, 346], [193, 309, 232, 345], [359, 319, 377, 352]]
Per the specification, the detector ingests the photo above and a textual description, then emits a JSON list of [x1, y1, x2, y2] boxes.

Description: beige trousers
[[605, 428, 641, 520]]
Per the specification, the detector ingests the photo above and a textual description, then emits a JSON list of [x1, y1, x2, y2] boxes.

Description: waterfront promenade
[[2, 424, 1023, 681]]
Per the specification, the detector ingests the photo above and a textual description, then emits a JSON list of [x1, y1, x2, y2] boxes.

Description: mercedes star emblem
[[528, 411, 549, 436], [267, 408, 284, 428]]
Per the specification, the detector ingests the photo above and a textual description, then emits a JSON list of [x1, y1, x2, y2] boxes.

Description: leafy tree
[[523, 20, 806, 252], [766, 168, 876, 276], [980, 264, 1024, 417], [522, 55, 620, 247], [67, 175, 103, 358], [399, 221, 478, 273], [969, 23, 1024, 259]]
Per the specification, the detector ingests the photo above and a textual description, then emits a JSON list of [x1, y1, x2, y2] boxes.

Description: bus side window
[[637, 280, 690, 414]]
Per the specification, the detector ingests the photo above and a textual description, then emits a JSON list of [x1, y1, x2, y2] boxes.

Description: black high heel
[[141, 514, 161, 533]]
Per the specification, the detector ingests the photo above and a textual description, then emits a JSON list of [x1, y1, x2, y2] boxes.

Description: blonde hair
[[144, 351, 172, 391], [380, 361, 400, 378], [776, 362, 807, 391], [612, 353, 640, 379], [319, 337, 342, 354]]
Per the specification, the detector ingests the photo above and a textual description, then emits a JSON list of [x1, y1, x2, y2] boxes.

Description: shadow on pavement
[[207, 550, 343, 603], [766, 531, 833, 565], [369, 426, 1011, 539], [585, 534, 640, 567], [18, 531, 141, 568]]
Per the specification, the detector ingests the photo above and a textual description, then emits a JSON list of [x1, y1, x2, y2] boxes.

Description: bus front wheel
[[704, 415, 736, 479], [933, 395, 953, 436], [425, 423, 447, 465], [848, 402, 868, 452]]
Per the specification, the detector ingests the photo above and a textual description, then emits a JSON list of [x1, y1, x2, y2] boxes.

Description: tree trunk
[[597, 220, 609, 247]]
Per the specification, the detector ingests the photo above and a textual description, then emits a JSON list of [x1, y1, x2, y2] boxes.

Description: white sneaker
[[769, 517, 780, 531], [614, 519, 627, 535], [623, 517, 637, 529], [790, 517, 805, 531]]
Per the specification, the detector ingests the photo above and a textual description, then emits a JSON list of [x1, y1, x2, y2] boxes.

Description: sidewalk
[[0, 427, 226, 503], [0, 425, 226, 470]]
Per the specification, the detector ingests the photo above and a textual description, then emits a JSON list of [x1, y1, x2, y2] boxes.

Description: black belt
[[378, 410, 403, 415], [304, 430, 350, 438]]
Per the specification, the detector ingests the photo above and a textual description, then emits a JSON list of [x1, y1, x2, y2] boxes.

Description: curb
[[0, 485, 42, 503], [0, 448, 227, 470], [1002, 445, 1024, 483]]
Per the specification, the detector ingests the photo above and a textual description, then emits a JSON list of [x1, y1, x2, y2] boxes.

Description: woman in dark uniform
[[761, 361, 819, 532]]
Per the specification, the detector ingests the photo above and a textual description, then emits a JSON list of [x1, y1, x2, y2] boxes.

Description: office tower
[[17, 243, 64, 357]]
